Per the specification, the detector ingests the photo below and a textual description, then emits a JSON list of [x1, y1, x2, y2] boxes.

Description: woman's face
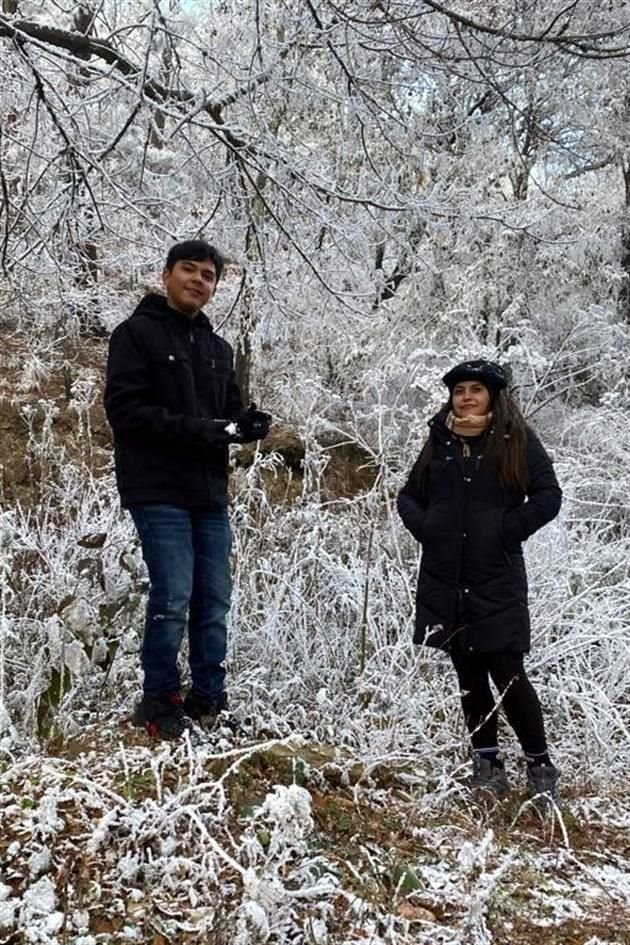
[[451, 380, 491, 417]]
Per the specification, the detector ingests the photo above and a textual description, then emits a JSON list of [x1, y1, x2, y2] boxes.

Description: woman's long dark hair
[[412, 389, 529, 495], [484, 389, 528, 490]]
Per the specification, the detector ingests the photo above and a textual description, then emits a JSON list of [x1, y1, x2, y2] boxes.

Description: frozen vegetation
[[1, 1, 630, 941]]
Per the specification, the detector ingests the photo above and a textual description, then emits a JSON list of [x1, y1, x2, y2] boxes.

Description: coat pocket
[[148, 350, 192, 408], [502, 510, 525, 552]]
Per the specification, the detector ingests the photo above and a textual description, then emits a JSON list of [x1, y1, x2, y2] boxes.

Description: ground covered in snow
[[1, 335, 630, 944], [1, 718, 629, 945]]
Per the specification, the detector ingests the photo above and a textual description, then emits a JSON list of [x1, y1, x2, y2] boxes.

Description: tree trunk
[[235, 325, 252, 406]]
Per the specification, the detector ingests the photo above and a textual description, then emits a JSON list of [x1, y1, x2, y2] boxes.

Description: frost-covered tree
[[0, 0, 629, 402]]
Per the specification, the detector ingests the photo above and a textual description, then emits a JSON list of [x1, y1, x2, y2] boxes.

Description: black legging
[[449, 649, 548, 756]]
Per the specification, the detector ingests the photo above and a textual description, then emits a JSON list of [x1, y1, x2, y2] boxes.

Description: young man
[[105, 240, 271, 739]]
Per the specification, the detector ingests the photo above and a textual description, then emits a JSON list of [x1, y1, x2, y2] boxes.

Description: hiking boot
[[526, 764, 559, 812], [132, 692, 187, 740], [183, 690, 229, 730], [470, 755, 510, 797]]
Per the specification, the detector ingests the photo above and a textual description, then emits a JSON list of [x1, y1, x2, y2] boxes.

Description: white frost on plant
[[255, 783, 313, 854], [306, 916, 328, 943], [583, 939, 619, 945], [235, 784, 339, 943], [160, 836, 177, 857], [44, 912, 64, 935], [456, 830, 494, 875], [71, 909, 90, 932], [585, 862, 630, 901], [120, 629, 141, 653], [0, 698, 14, 741], [87, 810, 119, 852], [61, 598, 95, 639], [27, 848, 51, 876], [457, 841, 476, 875], [42, 617, 63, 665], [118, 925, 142, 940], [19, 876, 64, 940], [234, 899, 271, 944], [21, 876, 57, 916], [36, 792, 63, 835], [117, 853, 140, 883], [0, 885, 13, 903], [241, 868, 285, 911], [0, 892, 17, 930], [64, 639, 90, 675], [91, 637, 109, 665]]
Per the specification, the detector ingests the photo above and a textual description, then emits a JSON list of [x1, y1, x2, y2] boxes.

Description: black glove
[[198, 419, 233, 445], [234, 403, 272, 442]]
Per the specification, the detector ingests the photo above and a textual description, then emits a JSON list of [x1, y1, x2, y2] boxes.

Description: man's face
[[162, 258, 217, 316]]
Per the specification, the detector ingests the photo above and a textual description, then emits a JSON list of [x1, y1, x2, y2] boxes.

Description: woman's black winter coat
[[397, 413, 562, 654]]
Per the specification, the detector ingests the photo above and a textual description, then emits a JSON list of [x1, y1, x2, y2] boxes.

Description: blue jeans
[[129, 505, 232, 701]]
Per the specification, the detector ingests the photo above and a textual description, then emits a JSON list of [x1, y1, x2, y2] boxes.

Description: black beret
[[442, 359, 507, 392]]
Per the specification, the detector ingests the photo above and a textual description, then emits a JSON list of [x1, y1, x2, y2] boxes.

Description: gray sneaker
[[470, 756, 509, 797], [526, 764, 559, 811]]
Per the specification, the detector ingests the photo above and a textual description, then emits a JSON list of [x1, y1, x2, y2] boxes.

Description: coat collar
[[428, 410, 451, 444], [131, 292, 214, 334]]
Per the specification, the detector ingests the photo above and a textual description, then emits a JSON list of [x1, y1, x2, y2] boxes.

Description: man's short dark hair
[[165, 240, 225, 283]]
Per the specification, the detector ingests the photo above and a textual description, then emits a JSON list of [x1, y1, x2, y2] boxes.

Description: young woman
[[398, 359, 562, 803]]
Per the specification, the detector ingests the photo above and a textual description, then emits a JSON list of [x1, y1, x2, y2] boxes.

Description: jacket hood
[[131, 292, 213, 331]]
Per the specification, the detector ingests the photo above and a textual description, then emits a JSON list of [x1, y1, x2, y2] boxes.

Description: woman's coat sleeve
[[397, 453, 428, 543], [503, 429, 562, 544]]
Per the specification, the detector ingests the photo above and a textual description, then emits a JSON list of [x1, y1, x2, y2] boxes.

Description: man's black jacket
[[104, 293, 244, 509]]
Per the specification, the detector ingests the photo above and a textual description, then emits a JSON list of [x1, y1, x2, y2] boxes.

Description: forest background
[[0, 1, 629, 943]]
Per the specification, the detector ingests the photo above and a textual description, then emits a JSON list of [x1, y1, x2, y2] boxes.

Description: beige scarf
[[446, 410, 492, 457], [446, 410, 492, 435]]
